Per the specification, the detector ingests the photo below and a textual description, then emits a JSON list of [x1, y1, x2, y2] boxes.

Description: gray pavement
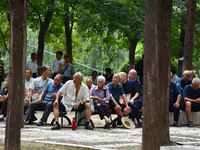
[[0, 111, 200, 149]]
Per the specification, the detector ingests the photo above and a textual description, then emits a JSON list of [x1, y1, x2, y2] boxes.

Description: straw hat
[[121, 117, 135, 129]]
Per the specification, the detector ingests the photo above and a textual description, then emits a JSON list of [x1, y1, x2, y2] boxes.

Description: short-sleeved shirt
[[60, 63, 74, 77], [169, 82, 181, 104], [183, 85, 200, 100], [25, 77, 34, 89], [176, 78, 192, 93], [43, 81, 63, 101], [29, 77, 53, 93], [121, 80, 140, 98], [52, 58, 64, 73], [59, 80, 89, 113], [89, 85, 110, 105], [106, 82, 124, 104], [26, 59, 38, 74]]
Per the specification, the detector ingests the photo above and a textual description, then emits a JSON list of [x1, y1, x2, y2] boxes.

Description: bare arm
[[129, 92, 139, 104], [174, 94, 181, 108]]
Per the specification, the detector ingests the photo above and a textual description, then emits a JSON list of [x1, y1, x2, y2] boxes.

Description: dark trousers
[[169, 103, 180, 122], [1, 100, 8, 116], [24, 100, 29, 114], [134, 98, 143, 109], [28, 100, 53, 122], [95, 104, 110, 120], [128, 102, 140, 120]]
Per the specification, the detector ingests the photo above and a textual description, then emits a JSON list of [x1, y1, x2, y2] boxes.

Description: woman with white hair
[[90, 76, 111, 129]]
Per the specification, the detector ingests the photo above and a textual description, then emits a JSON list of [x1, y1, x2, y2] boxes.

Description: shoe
[[187, 121, 194, 127], [36, 120, 43, 126], [51, 124, 60, 130], [0, 114, 4, 121], [85, 124, 94, 130], [135, 124, 140, 128], [104, 121, 111, 129], [173, 123, 182, 127], [24, 120, 33, 125]]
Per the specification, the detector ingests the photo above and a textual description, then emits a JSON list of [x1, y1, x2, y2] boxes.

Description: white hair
[[192, 78, 200, 85], [97, 76, 106, 83], [75, 72, 84, 80]]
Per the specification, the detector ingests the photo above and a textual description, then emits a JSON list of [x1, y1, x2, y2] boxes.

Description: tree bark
[[142, 0, 172, 149], [183, 0, 196, 71], [129, 38, 138, 70], [5, 0, 27, 149], [37, 0, 54, 69], [64, 4, 74, 63]]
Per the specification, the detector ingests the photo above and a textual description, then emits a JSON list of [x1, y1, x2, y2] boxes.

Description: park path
[[0, 112, 200, 149]]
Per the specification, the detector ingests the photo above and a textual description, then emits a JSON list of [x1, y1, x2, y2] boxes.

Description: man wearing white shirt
[[52, 51, 64, 79], [51, 72, 94, 130], [25, 69, 34, 89], [26, 53, 38, 78]]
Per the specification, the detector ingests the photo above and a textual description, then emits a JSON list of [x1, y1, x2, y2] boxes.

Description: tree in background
[[183, 0, 196, 71]]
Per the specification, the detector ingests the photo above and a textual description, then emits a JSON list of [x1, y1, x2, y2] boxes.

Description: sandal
[[187, 121, 194, 127]]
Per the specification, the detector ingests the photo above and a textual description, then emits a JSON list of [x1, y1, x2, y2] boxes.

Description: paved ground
[[0, 112, 200, 149]]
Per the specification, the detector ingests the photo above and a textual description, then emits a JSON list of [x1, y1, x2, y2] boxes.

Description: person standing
[[58, 53, 74, 84], [52, 51, 64, 79], [26, 53, 38, 78]]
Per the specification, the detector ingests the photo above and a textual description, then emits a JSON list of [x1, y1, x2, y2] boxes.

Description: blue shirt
[[43, 81, 63, 101], [121, 80, 140, 98], [183, 85, 200, 100], [176, 78, 192, 93], [106, 82, 124, 104], [169, 82, 181, 104]]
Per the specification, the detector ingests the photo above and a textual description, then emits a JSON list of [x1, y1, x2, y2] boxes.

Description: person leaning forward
[[51, 72, 94, 130]]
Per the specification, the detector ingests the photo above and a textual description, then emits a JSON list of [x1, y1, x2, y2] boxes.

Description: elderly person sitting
[[106, 73, 131, 127], [183, 78, 200, 127], [90, 76, 111, 129], [176, 70, 192, 110], [51, 72, 94, 130]]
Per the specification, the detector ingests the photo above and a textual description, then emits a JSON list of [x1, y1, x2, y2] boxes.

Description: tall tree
[[27, 0, 54, 68], [142, 0, 172, 149], [183, 0, 196, 71], [5, 0, 27, 149]]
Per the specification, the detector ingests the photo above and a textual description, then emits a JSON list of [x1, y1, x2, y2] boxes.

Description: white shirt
[[59, 80, 89, 114], [25, 77, 34, 89], [52, 58, 64, 73], [26, 59, 38, 74], [171, 74, 178, 83]]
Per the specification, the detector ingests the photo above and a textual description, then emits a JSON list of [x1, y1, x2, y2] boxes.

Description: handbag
[[31, 78, 49, 101]]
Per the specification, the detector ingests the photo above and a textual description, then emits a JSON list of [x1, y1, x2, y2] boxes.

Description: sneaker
[[173, 123, 182, 127], [51, 124, 61, 130], [85, 124, 94, 130], [36, 120, 43, 126], [187, 121, 194, 127], [104, 121, 111, 129], [24, 120, 33, 125]]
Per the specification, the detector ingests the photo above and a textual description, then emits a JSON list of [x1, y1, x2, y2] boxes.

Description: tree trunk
[[183, 0, 196, 71], [64, 5, 73, 63], [142, 0, 172, 149], [129, 38, 138, 70], [5, 0, 27, 149], [37, 0, 54, 69]]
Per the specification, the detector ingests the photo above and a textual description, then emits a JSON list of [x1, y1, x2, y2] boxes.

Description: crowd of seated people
[[1, 50, 200, 130]]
